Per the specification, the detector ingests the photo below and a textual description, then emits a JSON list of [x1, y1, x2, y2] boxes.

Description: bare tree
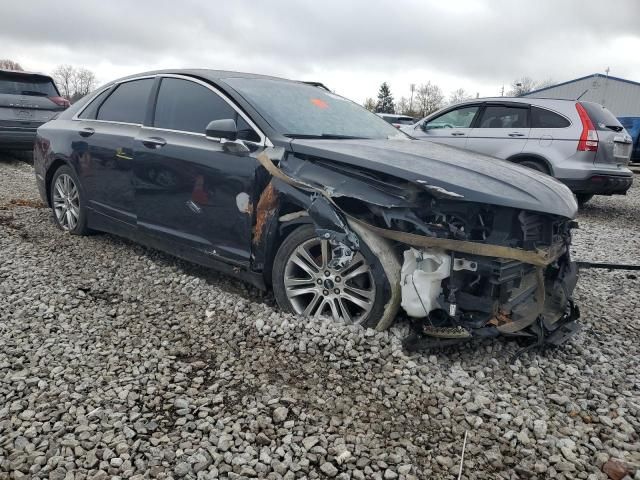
[[448, 88, 472, 105], [394, 97, 419, 117], [72, 68, 96, 100], [52, 65, 97, 101], [415, 82, 444, 117], [363, 97, 376, 112], [0, 59, 24, 71], [507, 76, 557, 96], [394, 97, 410, 115], [52, 65, 75, 99]]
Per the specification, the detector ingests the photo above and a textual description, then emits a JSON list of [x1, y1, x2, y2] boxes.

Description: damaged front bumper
[[255, 148, 581, 352], [399, 245, 580, 352]]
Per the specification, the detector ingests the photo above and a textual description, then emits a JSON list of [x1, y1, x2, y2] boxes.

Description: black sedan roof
[[109, 69, 297, 86]]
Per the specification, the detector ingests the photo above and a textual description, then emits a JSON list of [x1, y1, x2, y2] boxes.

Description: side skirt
[[87, 208, 266, 290]]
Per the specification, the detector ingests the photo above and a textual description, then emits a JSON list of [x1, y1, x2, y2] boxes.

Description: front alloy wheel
[[272, 225, 392, 328], [284, 237, 376, 322]]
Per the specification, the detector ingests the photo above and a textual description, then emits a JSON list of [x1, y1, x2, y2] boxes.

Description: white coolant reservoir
[[400, 248, 451, 318]]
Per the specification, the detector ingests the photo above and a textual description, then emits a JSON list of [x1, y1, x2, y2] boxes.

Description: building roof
[[523, 73, 640, 96]]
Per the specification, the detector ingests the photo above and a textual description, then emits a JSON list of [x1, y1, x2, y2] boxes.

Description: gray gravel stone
[[320, 462, 339, 477], [0, 157, 639, 480], [272, 406, 289, 423]]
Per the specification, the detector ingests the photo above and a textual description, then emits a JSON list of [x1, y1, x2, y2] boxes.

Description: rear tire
[[50, 165, 90, 235], [576, 193, 594, 206], [272, 224, 392, 328], [518, 159, 550, 175]]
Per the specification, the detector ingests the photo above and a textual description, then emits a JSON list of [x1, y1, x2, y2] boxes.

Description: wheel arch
[[261, 205, 313, 287], [506, 153, 554, 176], [44, 158, 73, 207]]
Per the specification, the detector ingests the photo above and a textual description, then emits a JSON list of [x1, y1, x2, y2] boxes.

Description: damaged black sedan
[[34, 70, 580, 350]]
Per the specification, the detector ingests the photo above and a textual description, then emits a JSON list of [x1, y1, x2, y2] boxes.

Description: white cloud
[[2, 0, 639, 104]]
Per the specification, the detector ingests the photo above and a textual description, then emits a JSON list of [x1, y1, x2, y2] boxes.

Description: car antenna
[[575, 89, 589, 101]]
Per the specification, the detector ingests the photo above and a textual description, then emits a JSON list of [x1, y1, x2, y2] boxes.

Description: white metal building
[[522, 73, 640, 116]]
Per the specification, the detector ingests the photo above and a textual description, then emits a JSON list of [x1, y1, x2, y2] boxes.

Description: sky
[[2, 0, 640, 104]]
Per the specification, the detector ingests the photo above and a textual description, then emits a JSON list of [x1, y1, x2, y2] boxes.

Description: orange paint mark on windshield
[[310, 98, 329, 109]]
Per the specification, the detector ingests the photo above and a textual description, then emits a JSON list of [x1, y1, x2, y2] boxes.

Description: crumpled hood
[[290, 138, 578, 219]]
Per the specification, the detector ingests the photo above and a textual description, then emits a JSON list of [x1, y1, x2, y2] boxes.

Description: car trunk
[[0, 71, 65, 131], [580, 101, 633, 167]]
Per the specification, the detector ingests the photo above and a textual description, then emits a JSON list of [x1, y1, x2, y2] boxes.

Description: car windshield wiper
[[20, 90, 49, 96], [604, 125, 623, 132], [283, 133, 371, 140]]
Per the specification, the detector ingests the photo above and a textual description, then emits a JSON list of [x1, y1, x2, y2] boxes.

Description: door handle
[[451, 131, 466, 136], [79, 127, 95, 137], [141, 137, 167, 149], [508, 132, 525, 137]]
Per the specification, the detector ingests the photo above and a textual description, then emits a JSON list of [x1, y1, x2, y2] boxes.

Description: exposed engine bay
[[253, 146, 581, 352], [340, 190, 580, 350], [395, 208, 579, 351]]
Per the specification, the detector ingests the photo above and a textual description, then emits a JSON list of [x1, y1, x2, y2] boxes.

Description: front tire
[[50, 165, 89, 235], [272, 225, 392, 328]]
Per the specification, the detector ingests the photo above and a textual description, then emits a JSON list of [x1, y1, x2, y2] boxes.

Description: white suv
[[403, 98, 634, 204]]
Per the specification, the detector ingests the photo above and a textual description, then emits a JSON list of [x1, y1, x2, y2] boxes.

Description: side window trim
[[475, 103, 530, 129], [149, 74, 267, 145], [95, 77, 154, 125], [425, 104, 483, 129], [530, 105, 572, 128], [73, 85, 114, 120], [73, 76, 155, 125], [72, 73, 270, 145], [469, 104, 485, 128]]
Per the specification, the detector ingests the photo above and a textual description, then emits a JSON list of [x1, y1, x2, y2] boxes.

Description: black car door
[[133, 76, 265, 267], [75, 78, 154, 227]]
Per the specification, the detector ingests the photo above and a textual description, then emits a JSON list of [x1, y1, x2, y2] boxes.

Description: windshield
[[224, 77, 404, 139], [0, 72, 58, 96]]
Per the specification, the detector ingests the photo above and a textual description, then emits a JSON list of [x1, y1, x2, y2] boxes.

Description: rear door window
[[580, 102, 624, 131], [96, 78, 153, 124], [78, 89, 112, 119], [531, 106, 570, 128], [153, 77, 260, 142], [0, 72, 58, 97], [477, 105, 529, 128]]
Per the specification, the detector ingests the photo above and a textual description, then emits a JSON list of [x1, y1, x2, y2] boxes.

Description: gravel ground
[[0, 156, 638, 480]]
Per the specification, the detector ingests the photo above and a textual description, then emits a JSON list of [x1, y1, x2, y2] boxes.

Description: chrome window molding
[[72, 73, 272, 147], [530, 105, 573, 128], [72, 75, 156, 122]]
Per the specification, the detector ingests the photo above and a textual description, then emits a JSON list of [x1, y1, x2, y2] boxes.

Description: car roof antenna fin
[[575, 89, 589, 101]]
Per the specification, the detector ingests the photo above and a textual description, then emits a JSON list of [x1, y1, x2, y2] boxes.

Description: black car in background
[[0, 69, 69, 150], [34, 70, 580, 347]]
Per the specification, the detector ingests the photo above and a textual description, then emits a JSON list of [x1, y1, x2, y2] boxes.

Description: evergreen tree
[[375, 82, 395, 114]]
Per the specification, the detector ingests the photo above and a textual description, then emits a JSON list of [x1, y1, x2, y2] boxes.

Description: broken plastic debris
[[415, 180, 464, 198], [400, 248, 451, 317]]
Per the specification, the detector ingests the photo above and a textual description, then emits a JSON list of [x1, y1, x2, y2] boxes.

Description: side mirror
[[421, 122, 430, 131], [205, 119, 238, 141]]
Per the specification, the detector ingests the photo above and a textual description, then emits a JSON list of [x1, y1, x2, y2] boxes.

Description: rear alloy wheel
[[50, 165, 89, 235], [272, 225, 391, 328]]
